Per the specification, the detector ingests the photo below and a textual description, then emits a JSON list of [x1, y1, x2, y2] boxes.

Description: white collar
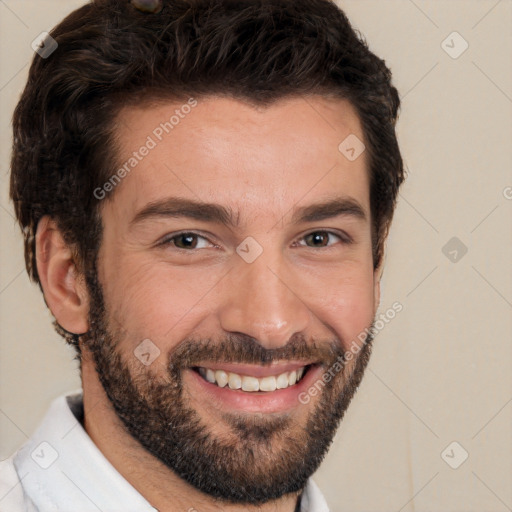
[[14, 391, 156, 512], [12, 392, 330, 512]]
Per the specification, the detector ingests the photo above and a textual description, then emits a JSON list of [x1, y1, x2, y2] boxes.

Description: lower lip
[[184, 364, 324, 414]]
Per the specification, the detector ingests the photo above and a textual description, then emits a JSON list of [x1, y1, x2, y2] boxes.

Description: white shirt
[[0, 392, 330, 511]]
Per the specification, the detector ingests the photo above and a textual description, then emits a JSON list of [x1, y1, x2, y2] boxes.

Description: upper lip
[[192, 361, 315, 378]]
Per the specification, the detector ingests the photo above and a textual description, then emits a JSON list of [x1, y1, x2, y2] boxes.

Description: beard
[[81, 262, 375, 506]]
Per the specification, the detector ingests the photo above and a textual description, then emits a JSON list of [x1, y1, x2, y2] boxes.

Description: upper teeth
[[198, 367, 306, 392]]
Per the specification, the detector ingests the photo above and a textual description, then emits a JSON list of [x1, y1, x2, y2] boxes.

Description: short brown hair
[[11, 0, 404, 294]]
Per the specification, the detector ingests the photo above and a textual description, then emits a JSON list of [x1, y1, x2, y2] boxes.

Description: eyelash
[[159, 230, 353, 251]]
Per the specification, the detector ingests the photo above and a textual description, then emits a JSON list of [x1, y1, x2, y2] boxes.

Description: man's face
[[84, 95, 379, 504]]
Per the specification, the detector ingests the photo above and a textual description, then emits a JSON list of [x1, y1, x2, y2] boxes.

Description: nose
[[217, 249, 311, 350]]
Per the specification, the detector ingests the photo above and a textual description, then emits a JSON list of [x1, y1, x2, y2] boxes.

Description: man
[[1, 0, 404, 510]]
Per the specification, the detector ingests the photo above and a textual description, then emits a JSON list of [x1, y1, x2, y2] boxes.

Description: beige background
[[1, 1, 511, 511]]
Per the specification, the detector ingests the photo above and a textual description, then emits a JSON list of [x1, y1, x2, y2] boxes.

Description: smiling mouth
[[194, 365, 313, 392]]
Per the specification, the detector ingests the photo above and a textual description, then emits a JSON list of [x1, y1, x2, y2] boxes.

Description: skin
[[36, 95, 381, 512]]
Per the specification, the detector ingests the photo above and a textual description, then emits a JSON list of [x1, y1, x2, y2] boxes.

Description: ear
[[373, 259, 383, 316], [35, 216, 89, 335]]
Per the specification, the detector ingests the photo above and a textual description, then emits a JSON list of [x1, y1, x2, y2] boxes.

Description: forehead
[[106, 95, 370, 226]]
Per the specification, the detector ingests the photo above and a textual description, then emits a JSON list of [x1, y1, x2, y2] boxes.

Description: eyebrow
[[129, 196, 367, 229]]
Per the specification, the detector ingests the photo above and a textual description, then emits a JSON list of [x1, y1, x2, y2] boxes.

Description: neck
[[80, 355, 302, 512]]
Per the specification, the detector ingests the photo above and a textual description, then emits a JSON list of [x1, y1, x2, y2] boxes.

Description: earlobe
[[373, 262, 383, 315], [373, 276, 381, 315], [36, 216, 89, 335]]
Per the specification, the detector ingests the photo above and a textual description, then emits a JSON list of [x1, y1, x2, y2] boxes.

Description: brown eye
[[161, 232, 212, 250], [299, 231, 347, 248], [174, 233, 198, 249], [305, 232, 329, 247]]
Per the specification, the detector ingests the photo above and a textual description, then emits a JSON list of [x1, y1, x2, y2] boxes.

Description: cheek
[[100, 256, 223, 348], [307, 263, 376, 351]]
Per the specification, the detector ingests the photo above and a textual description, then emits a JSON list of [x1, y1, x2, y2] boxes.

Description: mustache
[[167, 332, 347, 370]]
